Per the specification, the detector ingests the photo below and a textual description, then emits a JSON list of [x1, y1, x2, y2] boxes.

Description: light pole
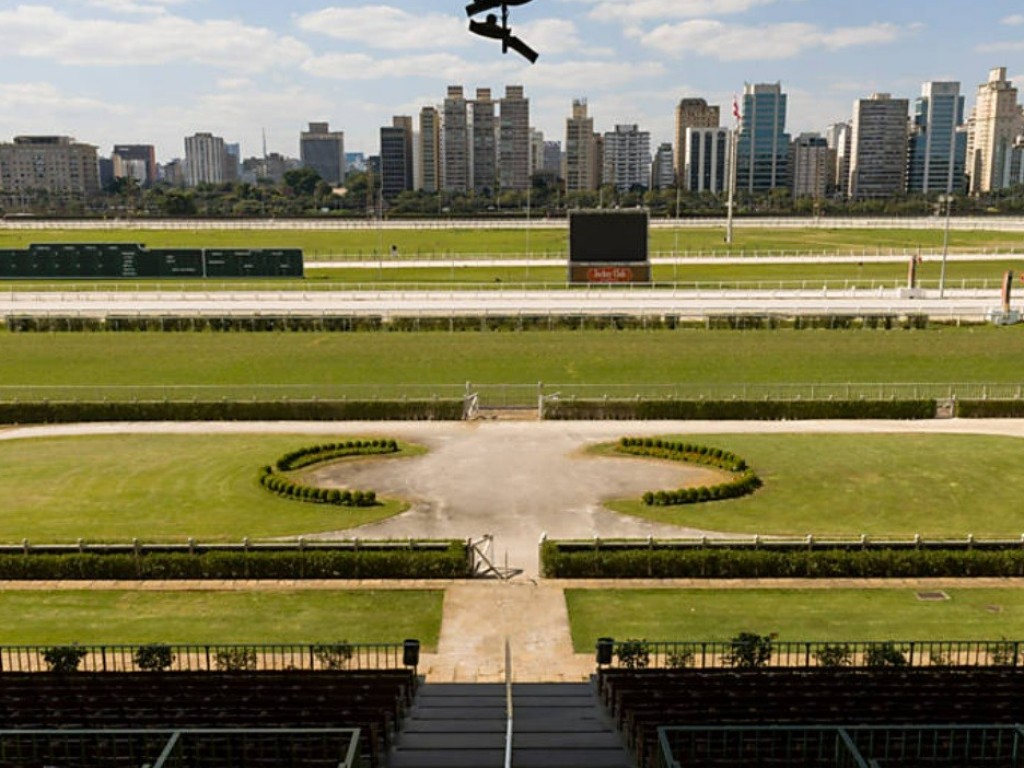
[[726, 127, 737, 246], [939, 192, 952, 298]]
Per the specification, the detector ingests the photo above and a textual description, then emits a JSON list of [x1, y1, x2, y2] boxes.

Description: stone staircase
[[388, 681, 633, 767]]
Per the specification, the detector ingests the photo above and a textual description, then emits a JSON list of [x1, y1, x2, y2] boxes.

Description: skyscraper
[[908, 82, 966, 195], [603, 124, 651, 191], [684, 128, 730, 194], [674, 98, 720, 182], [789, 133, 830, 199], [112, 145, 157, 187], [825, 122, 852, 197], [849, 93, 909, 199], [419, 107, 441, 193], [565, 99, 596, 192], [300, 122, 346, 185], [0, 136, 100, 197], [651, 143, 675, 190], [472, 88, 497, 195], [500, 85, 530, 191], [530, 129, 545, 176], [967, 68, 1023, 194], [184, 132, 229, 187], [442, 86, 470, 194], [380, 116, 413, 200], [736, 83, 790, 193]]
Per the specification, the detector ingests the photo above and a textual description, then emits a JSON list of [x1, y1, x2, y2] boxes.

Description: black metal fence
[[0, 641, 414, 673], [599, 638, 1024, 671]]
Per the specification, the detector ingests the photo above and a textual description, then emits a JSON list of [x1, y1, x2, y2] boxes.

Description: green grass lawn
[[604, 434, 1024, 538], [0, 435, 418, 542], [566, 589, 1024, 650], [1, 226, 1022, 257], [0, 590, 442, 648], [1, 327, 1023, 393]]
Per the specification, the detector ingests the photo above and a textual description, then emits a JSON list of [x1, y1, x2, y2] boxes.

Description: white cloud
[[640, 20, 903, 61], [583, 0, 782, 22], [294, 6, 468, 50], [515, 18, 584, 54], [0, 5, 310, 72], [1002, 14, 1024, 26], [303, 52, 510, 81], [0, 81, 125, 114], [86, 0, 191, 15]]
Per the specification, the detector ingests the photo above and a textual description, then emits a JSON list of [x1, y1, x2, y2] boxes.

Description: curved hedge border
[[259, 440, 400, 507], [616, 438, 762, 507]]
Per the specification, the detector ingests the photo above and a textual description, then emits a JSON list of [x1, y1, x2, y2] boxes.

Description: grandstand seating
[[598, 667, 1024, 768], [0, 669, 416, 767]]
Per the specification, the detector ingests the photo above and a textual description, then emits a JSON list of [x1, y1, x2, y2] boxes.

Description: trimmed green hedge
[[275, 440, 399, 471], [0, 543, 472, 580], [615, 438, 762, 507], [957, 400, 1024, 418], [540, 540, 1024, 579], [0, 400, 463, 424], [544, 399, 937, 421]]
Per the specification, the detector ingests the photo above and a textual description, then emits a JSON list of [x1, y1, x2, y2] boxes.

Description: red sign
[[587, 267, 633, 283]]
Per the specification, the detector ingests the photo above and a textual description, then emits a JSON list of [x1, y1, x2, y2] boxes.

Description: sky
[[1, 0, 1024, 163]]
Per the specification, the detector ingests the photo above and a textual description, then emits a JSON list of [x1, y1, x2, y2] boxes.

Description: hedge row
[[540, 541, 1024, 579], [275, 440, 399, 472], [615, 438, 762, 507], [956, 400, 1024, 418], [259, 467, 377, 507], [543, 399, 937, 421], [0, 544, 472, 580], [0, 400, 463, 424]]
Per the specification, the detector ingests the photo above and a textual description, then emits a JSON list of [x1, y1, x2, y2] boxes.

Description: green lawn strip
[[1, 227, 1022, 257], [566, 588, 1024, 652], [0, 590, 442, 649], [1, 327, 1023, 391], [0, 435, 420, 542], [602, 434, 1024, 538]]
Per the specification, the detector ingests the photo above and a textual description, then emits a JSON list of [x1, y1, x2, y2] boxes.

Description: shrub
[[616, 639, 650, 670], [989, 639, 1020, 667], [215, 648, 258, 671], [544, 400, 936, 421], [313, 641, 354, 670], [42, 644, 88, 673], [865, 642, 907, 667], [134, 644, 175, 672], [667, 648, 695, 669], [726, 633, 772, 668], [813, 644, 853, 667]]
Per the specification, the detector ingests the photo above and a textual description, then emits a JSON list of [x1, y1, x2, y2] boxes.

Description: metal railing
[[658, 725, 1024, 768], [1, 381, 1021, 407], [599, 638, 1024, 671], [0, 729, 361, 768], [0, 641, 413, 673]]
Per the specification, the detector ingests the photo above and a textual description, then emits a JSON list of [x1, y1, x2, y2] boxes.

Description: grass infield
[[566, 588, 1024, 651], [1, 226, 1023, 257], [0, 435, 420, 542], [0, 590, 443, 648], [602, 434, 1024, 538], [1, 327, 1023, 393]]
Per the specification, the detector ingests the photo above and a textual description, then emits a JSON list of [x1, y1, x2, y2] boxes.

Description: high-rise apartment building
[[184, 132, 230, 187], [499, 85, 530, 191], [300, 122, 346, 185], [674, 98, 720, 181], [442, 86, 470, 193], [684, 127, 730, 194], [0, 135, 100, 197], [967, 68, 1023, 194], [565, 99, 596, 192], [472, 88, 497, 195], [542, 141, 562, 177], [112, 145, 157, 187], [530, 129, 545, 176], [908, 82, 966, 195], [736, 83, 791, 193], [603, 125, 651, 191], [789, 133, 830, 199], [419, 107, 441, 193], [848, 93, 909, 199], [652, 143, 675, 190], [380, 116, 413, 200]]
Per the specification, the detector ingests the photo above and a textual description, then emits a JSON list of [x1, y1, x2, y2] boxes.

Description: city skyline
[[2, 2, 1024, 161]]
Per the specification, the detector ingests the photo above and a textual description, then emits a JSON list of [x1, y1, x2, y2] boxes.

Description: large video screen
[[569, 210, 649, 264]]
